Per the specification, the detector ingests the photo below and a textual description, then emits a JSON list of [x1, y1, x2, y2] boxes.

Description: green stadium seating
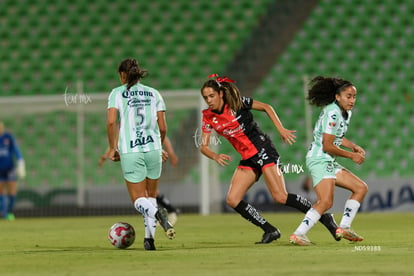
[[1, 0, 413, 191], [1, 0, 272, 95]]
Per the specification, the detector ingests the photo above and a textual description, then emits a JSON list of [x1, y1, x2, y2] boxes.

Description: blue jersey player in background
[[0, 121, 26, 220]]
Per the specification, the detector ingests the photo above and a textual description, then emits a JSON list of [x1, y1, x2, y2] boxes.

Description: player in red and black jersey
[[200, 75, 339, 244]]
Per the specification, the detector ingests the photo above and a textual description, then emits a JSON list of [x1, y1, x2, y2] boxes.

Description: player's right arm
[[199, 131, 231, 167], [322, 133, 364, 164], [107, 107, 120, 161]]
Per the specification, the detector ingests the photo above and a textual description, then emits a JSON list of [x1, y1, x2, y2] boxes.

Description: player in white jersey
[[290, 76, 368, 246], [107, 58, 175, 250]]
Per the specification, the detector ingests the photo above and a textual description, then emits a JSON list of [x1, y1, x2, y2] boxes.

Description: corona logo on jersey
[[122, 90, 154, 98]]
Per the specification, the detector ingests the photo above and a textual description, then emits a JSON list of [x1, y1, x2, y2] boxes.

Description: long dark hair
[[118, 58, 148, 89], [201, 77, 243, 112], [307, 76, 353, 107]]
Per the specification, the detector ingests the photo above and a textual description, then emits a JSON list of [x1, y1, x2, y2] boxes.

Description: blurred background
[[0, 0, 413, 217]]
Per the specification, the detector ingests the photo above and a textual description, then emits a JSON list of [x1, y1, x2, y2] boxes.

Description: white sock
[[146, 197, 158, 238], [134, 197, 157, 218], [148, 197, 158, 208], [143, 216, 151, 239], [340, 199, 360, 228], [294, 208, 321, 236], [134, 197, 158, 239]]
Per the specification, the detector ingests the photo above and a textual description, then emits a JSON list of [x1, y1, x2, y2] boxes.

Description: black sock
[[286, 193, 312, 213], [286, 194, 337, 231], [234, 200, 276, 233]]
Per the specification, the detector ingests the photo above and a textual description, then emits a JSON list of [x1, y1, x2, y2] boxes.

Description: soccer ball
[[108, 222, 136, 249]]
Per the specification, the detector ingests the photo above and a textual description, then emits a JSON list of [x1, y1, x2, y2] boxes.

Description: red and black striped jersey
[[202, 97, 271, 160]]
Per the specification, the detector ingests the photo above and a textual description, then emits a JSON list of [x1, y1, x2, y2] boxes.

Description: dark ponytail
[[307, 76, 353, 107], [118, 58, 148, 89]]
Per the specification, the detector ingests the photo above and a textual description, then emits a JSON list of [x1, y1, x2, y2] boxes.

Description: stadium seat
[[2, 0, 413, 189], [1, 0, 274, 94]]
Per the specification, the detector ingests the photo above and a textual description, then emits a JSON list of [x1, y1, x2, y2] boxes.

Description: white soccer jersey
[[306, 102, 351, 161], [108, 82, 166, 153]]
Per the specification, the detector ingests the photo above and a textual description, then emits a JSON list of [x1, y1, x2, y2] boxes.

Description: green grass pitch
[[1, 212, 413, 275]]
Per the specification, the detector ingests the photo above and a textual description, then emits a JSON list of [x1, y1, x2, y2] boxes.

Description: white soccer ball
[[108, 222, 136, 249]]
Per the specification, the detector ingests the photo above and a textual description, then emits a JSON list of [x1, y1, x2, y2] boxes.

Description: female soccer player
[[106, 58, 175, 250], [199, 75, 339, 244], [289, 76, 368, 246], [99, 136, 180, 225], [0, 121, 25, 220]]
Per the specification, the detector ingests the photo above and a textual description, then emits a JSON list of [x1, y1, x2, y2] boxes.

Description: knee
[[357, 182, 368, 197], [318, 198, 333, 211]]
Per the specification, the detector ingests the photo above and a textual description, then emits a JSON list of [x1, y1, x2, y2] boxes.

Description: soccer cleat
[[155, 207, 176, 239], [289, 233, 313, 246], [319, 213, 341, 241], [168, 212, 178, 226], [255, 228, 281, 244], [143, 238, 156, 250], [157, 194, 180, 214], [335, 227, 364, 242]]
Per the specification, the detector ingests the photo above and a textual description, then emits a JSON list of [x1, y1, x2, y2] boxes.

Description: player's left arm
[[9, 135, 23, 160], [157, 112, 169, 164], [342, 137, 365, 156], [157, 111, 167, 145], [251, 100, 296, 145]]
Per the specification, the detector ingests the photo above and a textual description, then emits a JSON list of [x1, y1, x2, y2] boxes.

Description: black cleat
[[144, 238, 156, 250], [255, 228, 281, 244], [155, 207, 176, 239], [157, 194, 180, 214], [320, 213, 341, 241]]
